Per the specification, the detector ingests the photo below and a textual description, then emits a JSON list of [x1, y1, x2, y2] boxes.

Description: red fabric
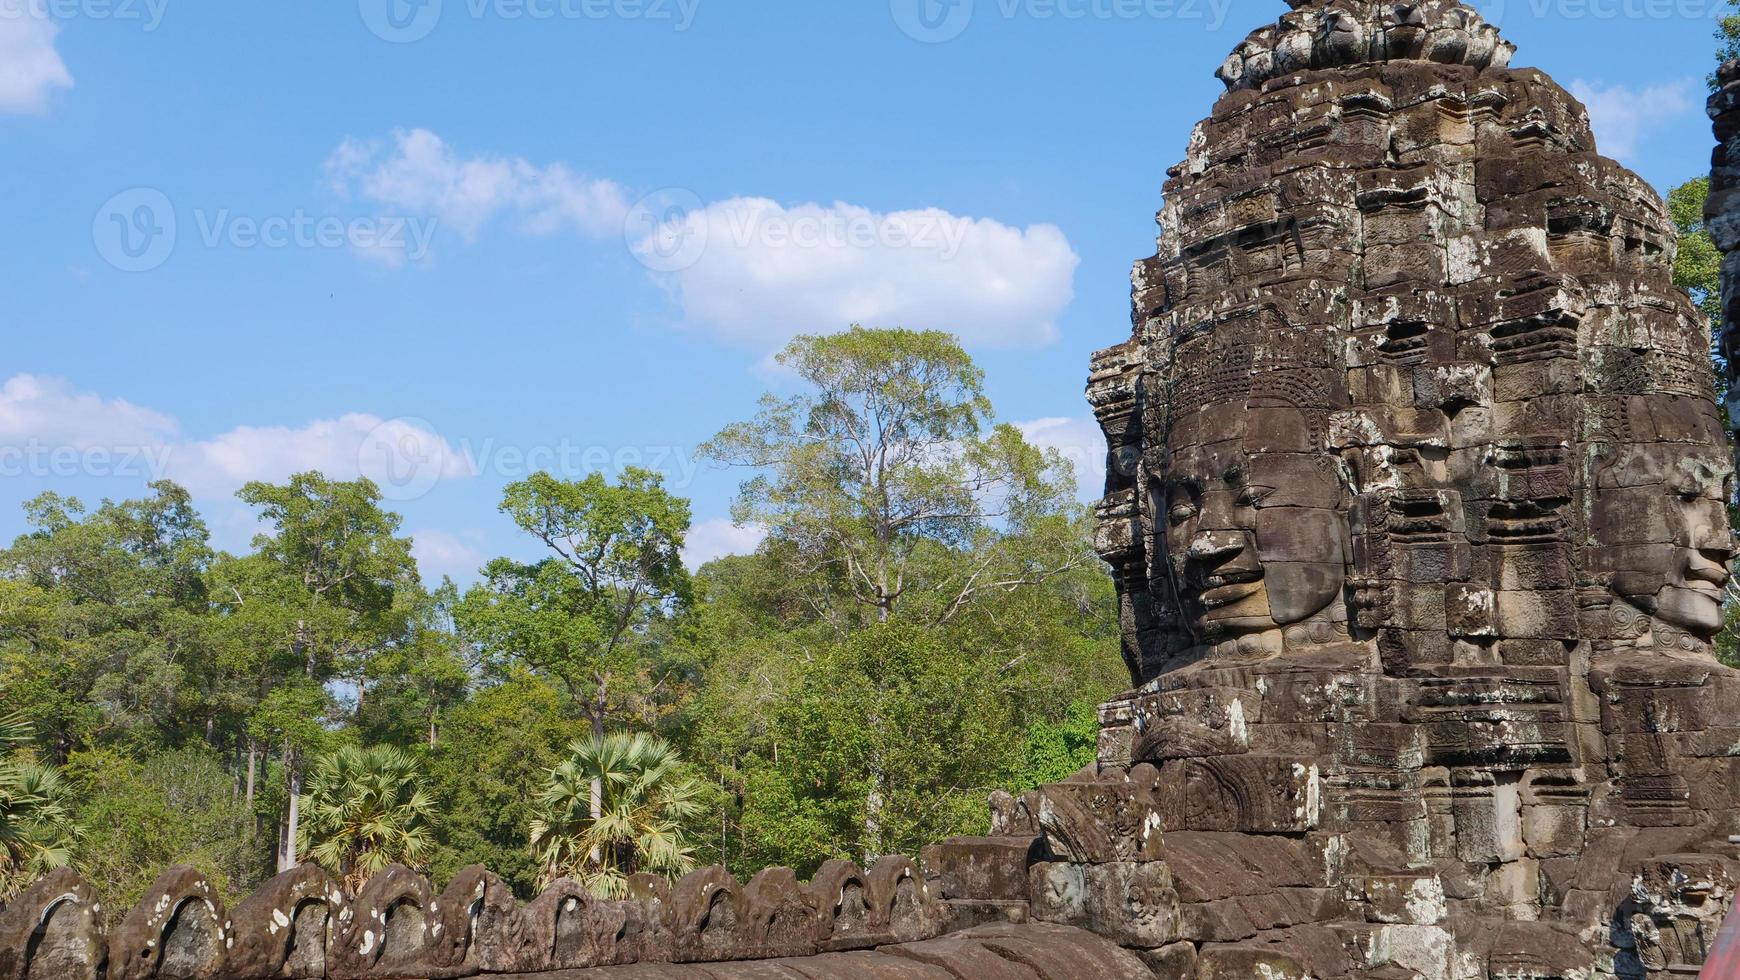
[[1709, 901, 1740, 978]]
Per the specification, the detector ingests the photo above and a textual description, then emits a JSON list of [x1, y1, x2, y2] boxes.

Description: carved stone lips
[[1686, 566, 1729, 589], [1198, 571, 1263, 608]]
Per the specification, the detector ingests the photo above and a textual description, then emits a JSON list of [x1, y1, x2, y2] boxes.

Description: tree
[[424, 673, 572, 895], [700, 327, 1086, 627], [694, 327, 1101, 855], [0, 483, 214, 762], [529, 732, 704, 896], [356, 580, 471, 750], [455, 469, 690, 847], [65, 746, 269, 917], [298, 745, 435, 892], [1718, 4, 1740, 87], [236, 473, 417, 871], [0, 713, 79, 901]]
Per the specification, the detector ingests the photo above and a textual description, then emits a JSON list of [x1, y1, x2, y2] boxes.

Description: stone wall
[[0, 857, 957, 978]]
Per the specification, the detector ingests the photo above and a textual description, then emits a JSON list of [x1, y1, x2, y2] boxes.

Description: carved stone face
[[1159, 401, 1349, 642], [1590, 444, 1737, 638]]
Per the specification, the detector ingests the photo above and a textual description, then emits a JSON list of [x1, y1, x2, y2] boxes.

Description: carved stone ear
[[0, 868, 106, 980], [109, 867, 229, 980], [664, 866, 746, 963], [226, 864, 342, 980], [329, 864, 435, 978]]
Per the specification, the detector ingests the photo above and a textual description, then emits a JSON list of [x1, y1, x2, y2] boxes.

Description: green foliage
[[0, 712, 79, 901], [1011, 702, 1102, 790], [685, 327, 1124, 871], [299, 745, 435, 890], [700, 327, 1085, 626], [0, 483, 214, 761], [423, 674, 571, 895], [1719, 9, 1740, 89], [456, 469, 691, 731], [65, 746, 268, 917], [1669, 178, 1722, 336], [529, 731, 705, 896], [0, 327, 1127, 903]]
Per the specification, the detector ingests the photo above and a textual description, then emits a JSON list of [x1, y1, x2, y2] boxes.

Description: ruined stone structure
[[998, 0, 1740, 973], [5, 2, 1740, 978]]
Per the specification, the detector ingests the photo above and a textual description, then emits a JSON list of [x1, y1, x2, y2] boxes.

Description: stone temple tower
[[1057, 0, 1740, 974]]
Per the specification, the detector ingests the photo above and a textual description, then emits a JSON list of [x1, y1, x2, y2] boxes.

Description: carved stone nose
[[1188, 531, 1244, 562]]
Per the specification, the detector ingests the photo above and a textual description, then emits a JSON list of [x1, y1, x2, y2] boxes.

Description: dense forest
[[0, 327, 1127, 914]]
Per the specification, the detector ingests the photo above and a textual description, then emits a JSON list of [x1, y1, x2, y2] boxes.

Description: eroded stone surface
[[1043, 0, 1740, 975]]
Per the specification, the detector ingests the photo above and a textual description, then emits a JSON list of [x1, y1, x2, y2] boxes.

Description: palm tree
[[530, 732, 705, 897], [297, 745, 435, 891], [0, 713, 79, 901]]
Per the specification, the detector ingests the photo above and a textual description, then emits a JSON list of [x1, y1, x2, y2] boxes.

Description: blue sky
[[0, 0, 1729, 582]]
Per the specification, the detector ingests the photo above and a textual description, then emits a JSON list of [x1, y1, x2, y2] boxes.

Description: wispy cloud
[[0, 373, 475, 500], [682, 518, 766, 570], [630, 197, 1079, 351], [1569, 78, 1698, 163], [1015, 416, 1105, 503], [323, 130, 1080, 352], [0, 1, 73, 114], [325, 128, 631, 241]]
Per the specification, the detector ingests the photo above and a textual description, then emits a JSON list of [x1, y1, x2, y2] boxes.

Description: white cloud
[[632, 198, 1078, 350], [1569, 78, 1697, 163], [0, 374, 475, 501], [1016, 416, 1106, 503], [322, 131, 1079, 350], [0, 1, 73, 114], [325, 129, 631, 241], [0, 374, 177, 448], [411, 528, 487, 580], [683, 518, 766, 571], [173, 414, 476, 499]]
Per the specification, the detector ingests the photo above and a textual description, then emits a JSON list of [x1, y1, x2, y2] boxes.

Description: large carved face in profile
[[1589, 441, 1737, 638], [1158, 397, 1350, 642]]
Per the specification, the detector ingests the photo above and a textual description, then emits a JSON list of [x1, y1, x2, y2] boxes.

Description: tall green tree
[[694, 328, 1104, 856], [529, 732, 704, 896], [457, 471, 691, 735], [700, 327, 1087, 627], [455, 469, 691, 841], [424, 673, 572, 895], [0, 483, 214, 762], [298, 745, 435, 891], [236, 473, 417, 870]]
